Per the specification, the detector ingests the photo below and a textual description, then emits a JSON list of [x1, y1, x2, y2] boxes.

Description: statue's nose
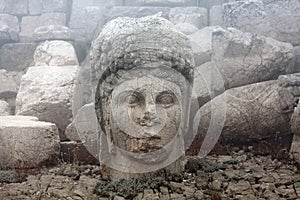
[[140, 104, 157, 126]]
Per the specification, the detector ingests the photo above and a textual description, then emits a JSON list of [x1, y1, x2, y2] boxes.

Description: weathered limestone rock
[[223, 0, 300, 46], [64, 103, 99, 159], [0, 100, 10, 115], [34, 40, 79, 66], [33, 25, 75, 42], [174, 22, 198, 35], [0, 43, 37, 71], [294, 46, 300, 73], [196, 80, 295, 153], [197, 0, 223, 8], [188, 26, 219, 66], [0, 69, 18, 99], [169, 7, 208, 29], [0, 116, 59, 169], [212, 27, 294, 89], [20, 13, 66, 42], [0, 14, 19, 43], [15, 66, 78, 131], [92, 15, 194, 179], [193, 61, 225, 107]]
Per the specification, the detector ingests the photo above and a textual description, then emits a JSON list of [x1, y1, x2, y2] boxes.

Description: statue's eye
[[156, 92, 175, 108], [127, 93, 141, 106]]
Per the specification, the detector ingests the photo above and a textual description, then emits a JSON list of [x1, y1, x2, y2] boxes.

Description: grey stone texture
[[174, 22, 198, 35], [188, 26, 219, 66], [20, 13, 66, 42], [34, 40, 78, 66], [16, 66, 78, 131], [0, 69, 19, 99], [0, 43, 37, 71], [33, 25, 75, 42], [125, 0, 198, 6], [212, 27, 294, 89], [196, 80, 295, 145], [0, 0, 28, 16], [0, 116, 59, 169], [0, 14, 20, 43], [209, 5, 224, 27], [223, 0, 300, 46]]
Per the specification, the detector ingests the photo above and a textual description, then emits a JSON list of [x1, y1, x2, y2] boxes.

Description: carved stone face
[[98, 66, 192, 167]]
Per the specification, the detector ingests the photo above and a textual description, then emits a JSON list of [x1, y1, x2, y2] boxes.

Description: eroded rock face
[[0, 116, 59, 169], [34, 40, 79, 66], [195, 80, 295, 154], [91, 15, 195, 179], [15, 66, 78, 131], [223, 0, 300, 46], [0, 14, 19, 44], [0, 69, 19, 99], [212, 27, 294, 89]]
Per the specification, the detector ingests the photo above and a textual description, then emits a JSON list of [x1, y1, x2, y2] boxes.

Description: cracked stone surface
[[0, 151, 299, 199], [211, 27, 294, 89], [15, 66, 78, 131], [34, 40, 79, 66], [0, 116, 60, 169]]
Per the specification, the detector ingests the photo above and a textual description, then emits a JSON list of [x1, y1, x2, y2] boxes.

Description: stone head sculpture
[[91, 15, 195, 178]]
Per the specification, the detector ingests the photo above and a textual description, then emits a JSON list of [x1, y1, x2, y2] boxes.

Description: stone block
[[33, 25, 75, 42], [212, 27, 294, 89], [34, 40, 78, 66], [16, 66, 79, 131], [223, 0, 300, 46], [20, 13, 66, 42], [209, 5, 224, 26], [0, 116, 60, 169]]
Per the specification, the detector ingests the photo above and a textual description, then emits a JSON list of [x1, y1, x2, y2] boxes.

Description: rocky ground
[[0, 149, 299, 200]]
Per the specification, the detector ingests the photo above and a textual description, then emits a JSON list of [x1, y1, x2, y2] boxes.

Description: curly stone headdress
[[90, 15, 195, 88]]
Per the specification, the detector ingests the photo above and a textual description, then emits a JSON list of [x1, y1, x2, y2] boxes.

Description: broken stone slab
[[33, 25, 75, 42], [64, 103, 99, 159], [20, 13, 66, 42], [169, 7, 208, 29], [34, 40, 79, 66], [0, 100, 10, 115], [188, 26, 219, 66], [0, 69, 19, 99], [15, 66, 79, 131], [0, 116, 60, 169], [212, 27, 294, 89], [223, 0, 300, 46], [0, 43, 37, 71], [195, 80, 295, 155], [0, 14, 20, 43], [174, 22, 198, 35]]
